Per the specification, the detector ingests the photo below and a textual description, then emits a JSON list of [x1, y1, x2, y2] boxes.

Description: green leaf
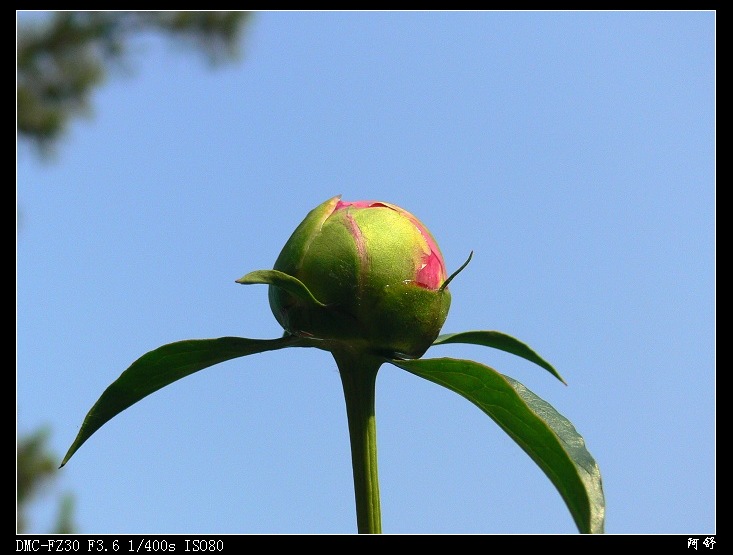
[[390, 357, 605, 534], [432, 330, 566, 384], [236, 269, 326, 307], [60, 335, 301, 468]]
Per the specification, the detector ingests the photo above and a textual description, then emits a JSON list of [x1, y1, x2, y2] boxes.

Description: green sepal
[[439, 251, 473, 292], [390, 356, 605, 534], [432, 330, 566, 384], [236, 269, 327, 307], [60, 335, 302, 467]]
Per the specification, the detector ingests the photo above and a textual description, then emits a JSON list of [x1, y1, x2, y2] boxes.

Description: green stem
[[332, 349, 383, 534]]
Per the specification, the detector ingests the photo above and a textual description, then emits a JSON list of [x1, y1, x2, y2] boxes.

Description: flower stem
[[332, 350, 383, 534]]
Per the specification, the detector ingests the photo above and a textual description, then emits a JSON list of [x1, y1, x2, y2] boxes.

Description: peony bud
[[268, 196, 452, 358]]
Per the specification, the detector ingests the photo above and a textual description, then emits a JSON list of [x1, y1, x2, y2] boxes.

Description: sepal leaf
[[389, 356, 604, 533], [432, 330, 566, 384], [60, 335, 301, 467], [236, 269, 327, 307]]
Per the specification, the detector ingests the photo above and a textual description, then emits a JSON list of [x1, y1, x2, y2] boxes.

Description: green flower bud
[[269, 196, 452, 358]]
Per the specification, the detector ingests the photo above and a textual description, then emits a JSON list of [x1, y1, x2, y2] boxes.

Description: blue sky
[[17, 11, 715, 534]]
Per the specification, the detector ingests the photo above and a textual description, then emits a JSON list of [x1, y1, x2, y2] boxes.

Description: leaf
[[390, 357, 605, 534], [432, 330, 566, 384], [60, 335, 301, 467], [236, 269, 326, 307]]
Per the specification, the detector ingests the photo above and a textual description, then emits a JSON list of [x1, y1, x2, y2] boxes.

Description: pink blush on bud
[[332, 198, 447, 290], [335, 200, 389, 211], [415, 251, 445, 289]]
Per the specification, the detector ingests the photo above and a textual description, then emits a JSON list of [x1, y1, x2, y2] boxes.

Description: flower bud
[[268, 196, 452, 358]]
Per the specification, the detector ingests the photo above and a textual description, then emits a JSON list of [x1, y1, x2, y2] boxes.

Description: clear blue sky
[[17, 11, 715, 534]]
